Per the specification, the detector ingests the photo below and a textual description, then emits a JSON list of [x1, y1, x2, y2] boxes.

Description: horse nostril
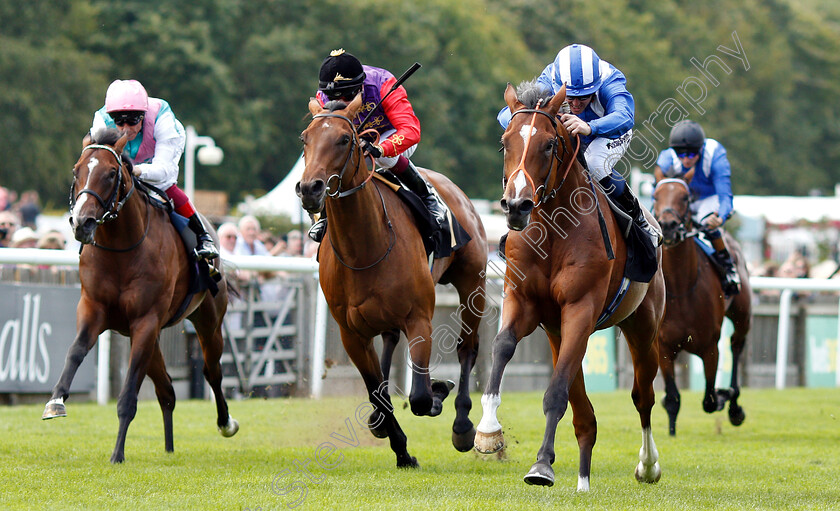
[[500, 199, 509, 213], [518, 200, 534, 216]]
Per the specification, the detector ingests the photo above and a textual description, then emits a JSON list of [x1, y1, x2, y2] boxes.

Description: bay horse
[[652, 175, 752, 436], [297, 95, 487, 468], [42, 129, 239, 463], [473, 82, 666, 490]]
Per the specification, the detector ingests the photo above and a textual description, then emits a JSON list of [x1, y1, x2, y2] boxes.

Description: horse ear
[[683, 166, 696, 184], [546, 84, 567, 115], [504, 83, 521, 112], [114, 132, 129, 154], [308, 97, 324, 116], [345, 93, 364, 119], [82, 133, 92, 149]]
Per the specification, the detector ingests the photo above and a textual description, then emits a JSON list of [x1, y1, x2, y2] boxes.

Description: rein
[[310, 112, 396, 270], [508, 105, 578, 207], [654, 178, 697, 246]]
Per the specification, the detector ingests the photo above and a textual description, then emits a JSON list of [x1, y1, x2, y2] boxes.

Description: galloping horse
[[473, 82, 666, 490], [652, 175, 752, 436], [42, 129, 239, 463], [297, 95, 487, 467]]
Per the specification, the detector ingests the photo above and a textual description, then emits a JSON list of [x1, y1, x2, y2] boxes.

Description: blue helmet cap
[[552, 44, 602, 96]]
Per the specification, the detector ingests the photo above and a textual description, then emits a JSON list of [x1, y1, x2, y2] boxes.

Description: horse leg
[[525, 318, 592, 488], [190, 296, 238, 437], [659, 348, 681, 436], [451, 281, 485, 452], [700, 344, 721, 413], [726, 328, 747, 426], [622, 327, 662, 483], [111, 320, 159, 463], [43, 299, 105, 419], [341, 327, 416, 468], [569, 366, 597, 491], [404, 320, 435, 417], [146, 340, 176, 453], [368, 329, 400, 439]]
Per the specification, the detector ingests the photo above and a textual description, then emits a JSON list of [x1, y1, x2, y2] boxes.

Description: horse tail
[[221, 262, 241, 300]]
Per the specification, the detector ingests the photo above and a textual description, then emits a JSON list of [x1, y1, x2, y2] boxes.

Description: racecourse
[[2, 387, 838, 510]]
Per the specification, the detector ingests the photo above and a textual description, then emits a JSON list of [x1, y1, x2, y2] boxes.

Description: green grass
[[2, 387, 839, 510]]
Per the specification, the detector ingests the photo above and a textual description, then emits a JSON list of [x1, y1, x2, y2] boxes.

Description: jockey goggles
[[567, 93, 594, 102], [675, 149, 699, 159], [112, 112, 145, 126]]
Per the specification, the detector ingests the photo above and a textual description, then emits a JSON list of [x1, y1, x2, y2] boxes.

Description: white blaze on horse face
[[519, 124, 537, 143], [513, 171, 529, 199], [477, 393, 502, 433], [72, 157, 98, 218]]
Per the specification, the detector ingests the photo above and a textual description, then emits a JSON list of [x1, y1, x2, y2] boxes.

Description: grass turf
[[1, 387, 839, 510]]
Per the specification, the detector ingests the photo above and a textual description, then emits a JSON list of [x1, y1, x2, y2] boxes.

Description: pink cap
[[105, 79, 149, 113]]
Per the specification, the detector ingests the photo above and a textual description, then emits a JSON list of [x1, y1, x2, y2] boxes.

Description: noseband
[[654, 178, 695, 245], [70, 144, 135, 225], [506, 106, 575, 207]]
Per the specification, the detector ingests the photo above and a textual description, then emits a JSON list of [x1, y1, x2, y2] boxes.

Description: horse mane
[[515, 79, 554, 108], [90, 128, 134, 172]]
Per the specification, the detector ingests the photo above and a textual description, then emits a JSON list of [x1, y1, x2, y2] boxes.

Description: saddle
[[372, 171, 471, 259]]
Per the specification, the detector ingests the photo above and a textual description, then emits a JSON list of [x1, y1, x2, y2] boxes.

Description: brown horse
[[473, 82, 666, 490], [42, 129, 239, 463], [652, 176, 752, 436], [296, 95, 487, 468]]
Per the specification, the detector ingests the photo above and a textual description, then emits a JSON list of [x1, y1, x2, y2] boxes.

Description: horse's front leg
[[145, 339, 176, 453], [525, 312, 593, 487], [404, 318, 440, 417], [474, 296, 538, 454], [43, 298, 106, 419], [111, 318, 160, 464], [658, 345, 681, 436]]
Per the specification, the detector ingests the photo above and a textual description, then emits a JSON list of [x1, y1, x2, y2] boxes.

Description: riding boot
[[397, 160, 446, 230], [188, 214, 219, 261], [613, 183, 663, 247], [308, 211, 327, 243], [712, 248, 741, 296]]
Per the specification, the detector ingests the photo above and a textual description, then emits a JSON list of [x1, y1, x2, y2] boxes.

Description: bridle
[[653, 178, 696, 246], [505, 103, 579, 208], [308, 112, 395, 271], [70, 143, 150, 252]]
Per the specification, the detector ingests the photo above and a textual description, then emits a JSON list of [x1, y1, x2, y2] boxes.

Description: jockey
[[90, 79, 218, 261], [307, 49, 446, 243], [654, 119, 740, 296], [498, 43, 662, 248]]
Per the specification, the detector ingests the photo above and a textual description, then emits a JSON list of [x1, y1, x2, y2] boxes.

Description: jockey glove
[[360, 139, 382, 159]]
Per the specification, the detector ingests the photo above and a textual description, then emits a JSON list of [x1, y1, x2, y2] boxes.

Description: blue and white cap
[[552, 44, 602, 96]]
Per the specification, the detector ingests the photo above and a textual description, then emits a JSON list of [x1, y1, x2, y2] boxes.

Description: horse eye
[[299, 132, 305, 144], [339, 134, 350, 146]]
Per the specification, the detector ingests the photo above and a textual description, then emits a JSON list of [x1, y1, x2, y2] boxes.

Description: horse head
[[296, 94, 365, 214], [500, 82, 570, 231], [652, 169, 695, 247], [70, 129, 131, 244]]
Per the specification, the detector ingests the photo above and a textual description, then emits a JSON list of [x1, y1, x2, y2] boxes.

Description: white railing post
[[310, 283, 328, 399], [775, 289, 793, 390]]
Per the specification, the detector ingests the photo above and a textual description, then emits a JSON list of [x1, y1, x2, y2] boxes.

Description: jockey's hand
[[132, 167, 142, 177], [703, 213, 723, 230], [560, 114, 592, 137], [360, 140, 383, 159]]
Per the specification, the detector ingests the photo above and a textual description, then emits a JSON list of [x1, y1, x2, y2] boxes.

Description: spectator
[[234, 215, 270, 256], [37, 230, 66, 250], [10, 227, 39, 248], [0, 186, 10, 211], [303, 238, 319, 259], [217, 222, 239, 258], [284, 230, 304, 256], [16, 190, 41, 229], [0, 210, 19, 247], [268, 235, 287, 256]]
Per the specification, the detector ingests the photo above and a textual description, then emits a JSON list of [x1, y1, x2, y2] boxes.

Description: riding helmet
[[669, 120, 706, 152], [552, 44, 603, 97], [105, 79, 149, 113], [318, 49, 366, 97]]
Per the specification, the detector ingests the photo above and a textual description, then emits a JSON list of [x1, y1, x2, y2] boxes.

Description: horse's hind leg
[[700, 344, 721, 413], [190, 297, 238, 437], [341, 327, 417, 468], [569, 369, 596, 491], [725, 324, 749, 426], [146, 341, 176, 453], [368, 329, 400, 439], [451, 279, 484, 452]]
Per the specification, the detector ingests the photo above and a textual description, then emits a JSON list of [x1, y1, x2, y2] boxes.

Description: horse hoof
[[635, 461, 661, 484], [474, 429, 505, 454], [452, 426, 476, 452], [42, 400, 67, 420], [110, 452, 125, 464], [729, 406, 746, 426], [524, 463, 555, 486], [397, 455, 419, 469], [218, 416, 239, 437]]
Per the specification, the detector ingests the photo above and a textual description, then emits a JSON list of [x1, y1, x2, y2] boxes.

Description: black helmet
[[318, 49, 365, 99], [669, 120, 706, 153]]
